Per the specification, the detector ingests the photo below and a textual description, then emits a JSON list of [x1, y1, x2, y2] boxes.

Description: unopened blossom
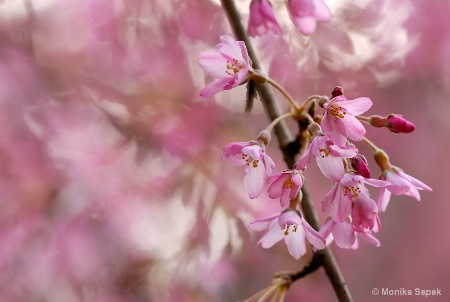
[[386, 114, 416, 133], [287, 0, 331, 36], [351, 154, 371, 178], [267, 169, 303, 207], [249, 210, 326, 259], [321, 173, 389, 223], [320, 218, 380, 249], [369, 114, 416, 133], [377, 167, 432, 212], [248, 0, 281, 37], [198, 35, 251, 97], [222, 141, 275, 199], [321, 95, 373, 146], [295, 132, 358, 181]]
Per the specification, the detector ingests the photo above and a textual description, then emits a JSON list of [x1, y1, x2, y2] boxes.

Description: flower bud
[[318, 95, 329, 108], [386, 114, 415, 134], [330, 86, 344, 99], [351, 154, 371, 178], [257, 130, 271, 145], [307, 122, 322, 137]]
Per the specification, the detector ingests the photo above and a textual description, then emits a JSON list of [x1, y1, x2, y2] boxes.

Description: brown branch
[[219, 1, 353, 301]]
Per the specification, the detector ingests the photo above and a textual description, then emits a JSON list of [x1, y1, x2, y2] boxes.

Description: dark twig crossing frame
[[219, 1, 353, 301]]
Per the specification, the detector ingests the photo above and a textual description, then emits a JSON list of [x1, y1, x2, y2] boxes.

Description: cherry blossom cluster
[[247, 0, 332, 37], [198, 35, 432, 260]]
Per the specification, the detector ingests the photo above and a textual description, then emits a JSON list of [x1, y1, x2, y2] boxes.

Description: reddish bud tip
[[386, 114, 415, 134], [330, 86, 344, 99], [351, 154, 371, 178]]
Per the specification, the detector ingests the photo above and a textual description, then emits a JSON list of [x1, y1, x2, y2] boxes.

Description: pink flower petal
[[278, 211, 302, 227], [400, 171, 432, 191], [316, 155, 344, 181], [217, 35, 247, 64], [267, 174, 288, 199], [302, 219, 326, 249], [342, 114, 366, 141], [198, 51, 229, 78], [244, 160, 266, 198], [258, 220, 284, 248], [249, 213, 280, 231], [332, 221, 356, 249], [322, 184, 338, 212], [359, 231, 380, 247], [285, 228, 306, 259], [263, 153, 275, 176], [338, 97, 372, 116], [200, 77, 234, 98]]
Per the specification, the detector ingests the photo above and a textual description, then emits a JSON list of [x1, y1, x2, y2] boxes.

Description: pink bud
[[330, 86, 344, 99], [386, 114, 415, 134], [351, 154, 371, 178]]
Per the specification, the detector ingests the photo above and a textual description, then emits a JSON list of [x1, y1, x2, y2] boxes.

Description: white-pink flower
[[198, 35, 251, 98], [320, 218, 380, 250], [321, 95, 373, 146], [249, 210, 326, 259], [351, 195, 381, 232], [222, 141, 275, 199], [287, 0, 331, 36], [377, 167, 432, 212], [295, 133, 358, 181], [321, 173, 389, 223], [267, 169, 303, 207], [248, 0, 281, 37]]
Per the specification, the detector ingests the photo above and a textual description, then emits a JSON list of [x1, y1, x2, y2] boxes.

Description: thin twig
[[219, 1, 353, 301]]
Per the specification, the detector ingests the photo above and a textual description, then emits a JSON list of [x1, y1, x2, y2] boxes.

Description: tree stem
[[219, 1, 353, 301]]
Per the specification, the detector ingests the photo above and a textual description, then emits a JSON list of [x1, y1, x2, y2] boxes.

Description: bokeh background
[[0, 0, 448, 301]]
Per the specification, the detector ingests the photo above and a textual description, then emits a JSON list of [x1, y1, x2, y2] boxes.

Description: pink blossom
[[249, 210, 326, 259], [321, 173, 389, 223], [295, 133, 358, 181], [377, 167, 432, 212], [322, 95, 373, 146], [351, 194, 381, 232], [222, 141, 275, 199], [198, 35, 251, 97], [248, 0, 281, 37], [320, 219, 380, 250], [287, 0, 331, 36], [267, 169, 303, 207]]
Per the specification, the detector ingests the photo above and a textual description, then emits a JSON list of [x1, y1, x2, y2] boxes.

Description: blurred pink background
[[0, 0, 448, 301]]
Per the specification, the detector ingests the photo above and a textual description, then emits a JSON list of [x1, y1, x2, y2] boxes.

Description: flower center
[[284, 178, 296, 190], [241, 153, 259, 168], [284, 225, 298, 235], [226, 59, 245, 76], [319, 148, 330, 158], [344, 185, 361, 198], [328, 104, 347, 119]]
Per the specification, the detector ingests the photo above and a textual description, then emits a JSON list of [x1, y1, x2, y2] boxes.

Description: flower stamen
[[226, 59, 245, 75]]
